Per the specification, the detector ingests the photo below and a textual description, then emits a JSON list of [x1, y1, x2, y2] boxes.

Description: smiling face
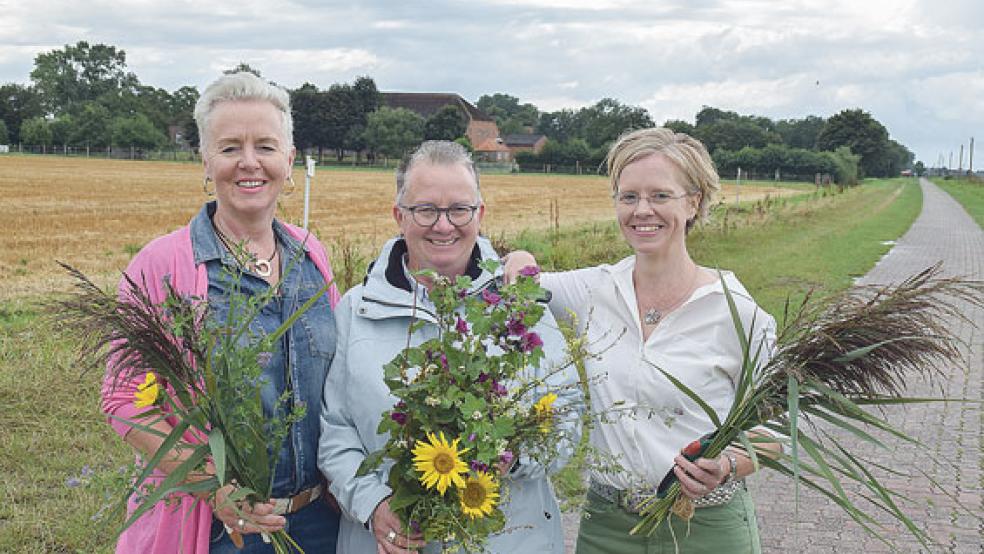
[[394, 161, 485, 278], [203, 99, 295, 224], [615, 153, 699, 258]]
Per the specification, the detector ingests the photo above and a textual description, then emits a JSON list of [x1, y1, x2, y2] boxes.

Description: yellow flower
[[134, 371, 160, 408], [533, 392, 558, 433], [412, 431, 469, 495], [459, 471, 500, 519]]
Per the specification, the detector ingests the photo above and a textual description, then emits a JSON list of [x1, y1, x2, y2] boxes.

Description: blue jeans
[[209, 499, 340, 554]]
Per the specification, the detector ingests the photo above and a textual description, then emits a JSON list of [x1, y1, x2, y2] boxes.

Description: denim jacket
[[190, 202, 336, 497]]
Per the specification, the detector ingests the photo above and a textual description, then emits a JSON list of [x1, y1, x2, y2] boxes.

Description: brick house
[[381, 92, 504, 161]]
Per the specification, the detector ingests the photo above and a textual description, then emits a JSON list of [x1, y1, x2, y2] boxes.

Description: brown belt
[[270, 483, 323, 515]]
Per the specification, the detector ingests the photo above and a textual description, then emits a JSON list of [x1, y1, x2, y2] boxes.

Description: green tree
[[816, 109, 890, 178], [0, 83, 44, 143], [20, 117, 53, 146], [0, 119, 8, 144], [71, 101, 112, 146], [913, 161, 926, 176], [30, 41, 138, 115], [577, 98, 653, 148], [363, 107, 424, 159], [49, 114, 75, 146], [477, 93, 539, 135], [424, 105, 467, 141], [662, 119, 696, 136], [775, 116, 825, 150], [695, 106, 741, 128], [696, 119, 777, 153], [291, 83, 326, 155], [224, 63, 263, 77], [537, 109, 578, 142], [110, 113, 167, 149], [170, 85, 200, 147]]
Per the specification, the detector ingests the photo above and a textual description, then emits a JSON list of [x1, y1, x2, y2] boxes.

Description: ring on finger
[[237, 518, 246, 530], [386, 530, 397, 543]]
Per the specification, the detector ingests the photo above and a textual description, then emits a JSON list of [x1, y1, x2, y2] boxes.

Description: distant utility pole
[[959, 144, 964, 172], [949, 151, 954, 170], [970, 137, 975, 174]]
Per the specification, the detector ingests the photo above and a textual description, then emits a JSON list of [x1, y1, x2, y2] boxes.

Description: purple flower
[[396, 401, 407, 410], [410, 520, 421, 533], [499, 451, 514, 467], [65, 477, 82, 488], [492, 380, 508, 397], [455, 316, 469, 334], [470, 460, 490, 473], [439, 353, 449, 369], [482, 289, 502, 306], [391, 412, 408, 425], [506, 317, 527, 337], [80, 465, 94, 478], [519, 265, 541, 277], [520, 331, 543, 353], [468, 433, 476, 442], [477, 372, 489, 383]]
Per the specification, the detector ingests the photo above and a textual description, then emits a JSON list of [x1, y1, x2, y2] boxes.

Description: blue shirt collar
[[189, 201, 307, 266]]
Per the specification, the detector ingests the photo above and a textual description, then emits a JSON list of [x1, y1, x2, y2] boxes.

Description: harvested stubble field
[[1, 155, 798, 299]]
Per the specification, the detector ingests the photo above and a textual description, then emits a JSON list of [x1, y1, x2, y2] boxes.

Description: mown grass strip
[[930, 177, 984, 229]]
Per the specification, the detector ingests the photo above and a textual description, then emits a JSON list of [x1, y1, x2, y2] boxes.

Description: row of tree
[[1, 41, 915, 180]]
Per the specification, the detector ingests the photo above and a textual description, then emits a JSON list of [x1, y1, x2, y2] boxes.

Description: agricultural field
[[0, 155, 803, 300]]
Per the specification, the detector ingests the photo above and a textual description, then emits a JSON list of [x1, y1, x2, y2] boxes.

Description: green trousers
[[575, 488, 762, 554]]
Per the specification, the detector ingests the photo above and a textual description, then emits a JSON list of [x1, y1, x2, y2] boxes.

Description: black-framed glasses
[[615, 190, 692, 206], [399, 204, 480, 227]]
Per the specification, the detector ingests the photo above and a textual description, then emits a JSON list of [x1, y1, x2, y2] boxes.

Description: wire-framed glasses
[[615, 190, 693, 206], [399, 204, 480, 227]]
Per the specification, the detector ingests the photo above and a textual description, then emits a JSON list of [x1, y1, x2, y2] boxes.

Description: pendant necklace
[[212, 220, 279, 278], [642, 266, 699, 326]]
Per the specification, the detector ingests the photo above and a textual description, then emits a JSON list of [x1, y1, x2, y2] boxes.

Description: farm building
[[381, 92, 506, 161]]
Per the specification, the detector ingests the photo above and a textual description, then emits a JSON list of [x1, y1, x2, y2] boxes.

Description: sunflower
[[533, 392, 558, 433], [459, 471, 500, 519], [412, 431, 470, 495], [133, 371, 160, 408]]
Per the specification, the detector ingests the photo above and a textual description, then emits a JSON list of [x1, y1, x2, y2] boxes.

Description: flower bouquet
[[357, 261, 580, 552], [54, 263, 331, 553], [633, 266, 984, 549]]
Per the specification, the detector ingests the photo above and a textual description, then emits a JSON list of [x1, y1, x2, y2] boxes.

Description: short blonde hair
[[606, 127, 720, 227], [193, 71, 293, 151]]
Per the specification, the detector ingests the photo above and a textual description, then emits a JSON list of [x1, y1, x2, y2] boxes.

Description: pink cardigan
[[100, 221, 340, 554]]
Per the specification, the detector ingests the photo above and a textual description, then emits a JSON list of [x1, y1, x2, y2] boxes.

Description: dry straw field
[[1, 155, 795, 299]]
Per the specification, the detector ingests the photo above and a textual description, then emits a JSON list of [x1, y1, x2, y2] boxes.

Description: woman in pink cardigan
[[101, 71, 342, 553]]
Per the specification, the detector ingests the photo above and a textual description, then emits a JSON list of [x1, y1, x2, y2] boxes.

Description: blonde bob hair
[[193, 71, 294, 151], [606, 127, 720, 228]]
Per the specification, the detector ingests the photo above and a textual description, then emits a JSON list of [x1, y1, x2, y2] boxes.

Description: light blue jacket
[[318, 236, 579, 553]]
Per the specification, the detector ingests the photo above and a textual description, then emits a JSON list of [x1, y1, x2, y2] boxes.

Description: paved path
[[563, 178, 984, 552]]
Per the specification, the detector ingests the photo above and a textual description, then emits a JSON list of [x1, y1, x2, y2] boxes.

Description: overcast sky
[[2, 0, 982, 167]]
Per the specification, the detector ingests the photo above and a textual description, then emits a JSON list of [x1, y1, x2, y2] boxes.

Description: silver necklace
[[641, 267, 699, 326], [212, 220, 279, 278]]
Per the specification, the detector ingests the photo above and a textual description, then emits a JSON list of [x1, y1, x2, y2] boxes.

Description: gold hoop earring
[[282, 175, 296, 196], [203, 176, 214, 196]]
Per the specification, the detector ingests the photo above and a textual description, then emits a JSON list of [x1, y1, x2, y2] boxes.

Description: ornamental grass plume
[[50, 262, 331, 554], [634, 265, 984, 550]]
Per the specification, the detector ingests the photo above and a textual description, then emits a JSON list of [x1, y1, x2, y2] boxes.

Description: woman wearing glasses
[[507, 127, 780, 553], [317, 140, 578, 553]]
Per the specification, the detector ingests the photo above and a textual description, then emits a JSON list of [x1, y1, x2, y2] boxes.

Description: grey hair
[[193, 71, 294, 151], [395, 140, 481, 204]]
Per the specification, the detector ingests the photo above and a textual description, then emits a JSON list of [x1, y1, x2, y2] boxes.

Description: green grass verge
[[0, 297, 128, 553], [0, 180, 921, 552], [930, 177, 984, 229]]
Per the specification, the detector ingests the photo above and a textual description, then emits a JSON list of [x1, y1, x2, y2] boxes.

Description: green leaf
[[787, 373, 800, 509], [648, 362, 722, 428], [356, 450, 386, 477], [832, 336, 926, 363], [209, 428, 227, 485]]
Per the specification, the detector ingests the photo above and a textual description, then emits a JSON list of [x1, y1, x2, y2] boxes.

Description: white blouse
[[542, 256, 776, 490]]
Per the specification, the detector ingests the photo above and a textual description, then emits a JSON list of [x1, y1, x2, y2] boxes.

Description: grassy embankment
[[930, 177, 984, 228], [0, 179, 920, 552]]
